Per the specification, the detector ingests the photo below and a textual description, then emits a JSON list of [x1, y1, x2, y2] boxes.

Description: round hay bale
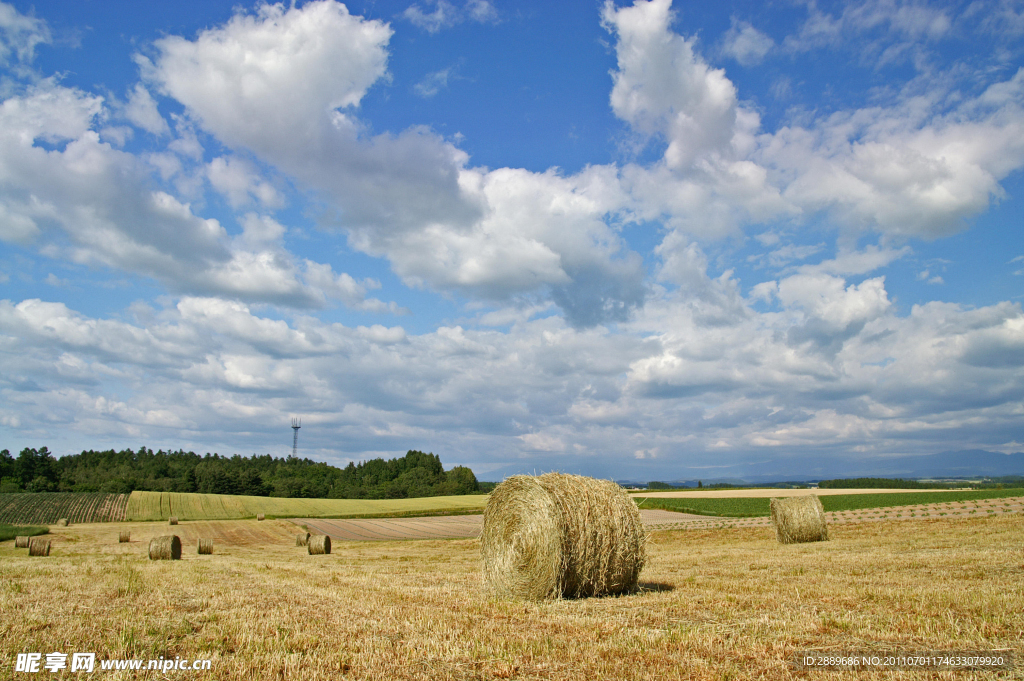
[[770, 495, 828, 544], [15, 535, 30, 549], [197, 538, 213, 555], [481, 473, 647, 600], [56, 518, 68, 527], [169, 517, 178, 525], [307, 534, 331, 555], [118, 530, 131, 543], [296, 532, 310, 547], [149, 535, 182, 560], [257, 513, 265, 521], [28, 539, 51, 557]]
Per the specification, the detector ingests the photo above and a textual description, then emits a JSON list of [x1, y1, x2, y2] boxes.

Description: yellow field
[[124, 491, 488, 522], [2, 514, 1021, 679]]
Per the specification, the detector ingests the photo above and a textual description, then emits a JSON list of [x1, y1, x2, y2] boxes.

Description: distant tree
[[647, 481, 673, 490]]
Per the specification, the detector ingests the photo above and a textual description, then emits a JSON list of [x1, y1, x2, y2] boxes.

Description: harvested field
[[295, 499, 1024, 542], [1, 514, 1021, 680]]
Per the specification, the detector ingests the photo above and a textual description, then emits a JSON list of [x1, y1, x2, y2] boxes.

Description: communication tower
[[291, 418, 301, 456]]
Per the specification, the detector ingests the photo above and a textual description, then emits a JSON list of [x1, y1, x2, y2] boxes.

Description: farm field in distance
[[3, 513, 1023, 680], [125, 490, 488, 522], [634, 488, 1024, 518]]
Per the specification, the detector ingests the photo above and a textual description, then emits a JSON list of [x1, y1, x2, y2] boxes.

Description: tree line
[[0, 447, 482, 500]]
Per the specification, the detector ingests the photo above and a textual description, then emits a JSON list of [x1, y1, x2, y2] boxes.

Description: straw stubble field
[[2, 514, 1023, 680]]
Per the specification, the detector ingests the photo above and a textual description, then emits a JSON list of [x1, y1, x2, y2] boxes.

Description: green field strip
[[0, 524, 49, 543], [125, 490, 489, 521], [634, 489, 1024, 518]]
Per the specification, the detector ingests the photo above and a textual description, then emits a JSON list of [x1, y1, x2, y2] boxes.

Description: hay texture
[[257, 513, 265, 521], [307, 534, 331, 555], [15, 535, 30, 548], [197, 538, 213, 555], [296, 532, 310, 547], [481, 473, 646, 600], [119, 530, 130, 543], [56, 518, 68, 527], [149, 535, 182, 560], [169, 516, 178, 525], [28, 539, 51, 556], [770, 495, 829, 544]]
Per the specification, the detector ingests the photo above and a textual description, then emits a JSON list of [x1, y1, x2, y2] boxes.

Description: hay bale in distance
[[15, 535, 30, 549], [149, 535, 182, 560], [770, 495, 829, 544], [28, 539, 51, 556], [296, 532, 310, 547], [481, 473, 647, 600], [197, 538, 213, 555], [307, 534, 331, 555], [257, 513, 265, 521], [56, 518, 68, 527], [118, 530, 131, 543], [169, 517, 178, 525]]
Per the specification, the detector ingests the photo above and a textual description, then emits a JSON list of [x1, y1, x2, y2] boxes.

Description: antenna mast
[[291, 417, 301, 456]]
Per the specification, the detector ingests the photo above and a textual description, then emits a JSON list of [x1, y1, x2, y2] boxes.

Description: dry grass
[[1, 516, 1022, 680]]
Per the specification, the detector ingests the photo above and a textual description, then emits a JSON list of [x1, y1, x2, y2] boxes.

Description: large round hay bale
[[770, 495, 828, 544], [307, 534, 331, 555], [56, 518, 68, 527], [118, 530, 131, 543], [15, 535, 30, 549], [257, 513, 265, 521], [168, 517, 178, 525], [28, 539, 51, 556], [149, 535, 182, 560], [197, 538, 213, 555], [481, 473, 647, 600], [296, 532, 310, 547]]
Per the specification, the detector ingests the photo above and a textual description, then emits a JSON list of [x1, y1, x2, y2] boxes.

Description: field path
[[293, 497, 1024, 541]]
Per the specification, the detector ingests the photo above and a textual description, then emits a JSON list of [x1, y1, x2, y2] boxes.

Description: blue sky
[[0, 0, 1022, 481]]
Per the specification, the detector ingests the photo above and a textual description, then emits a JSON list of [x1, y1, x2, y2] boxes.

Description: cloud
[[142, 1, 649, 326], [0, 80, 402, 312], [0, 1, 50, 68], [721, 18, 774, 66], [403, 0, 498, 33], [414, 66, 455, 98], [207, 156, 284, 209], [122, 84, 169, 136]]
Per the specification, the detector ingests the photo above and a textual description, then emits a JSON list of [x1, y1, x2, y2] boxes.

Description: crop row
[[0, 493, 130, 525]]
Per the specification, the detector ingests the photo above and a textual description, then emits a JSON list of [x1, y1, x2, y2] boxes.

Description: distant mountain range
[[479, 450, 1024, 484]]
